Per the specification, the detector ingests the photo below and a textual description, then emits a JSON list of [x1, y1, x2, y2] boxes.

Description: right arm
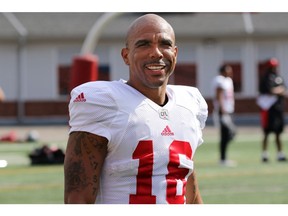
[[64, 131, 108, 204]]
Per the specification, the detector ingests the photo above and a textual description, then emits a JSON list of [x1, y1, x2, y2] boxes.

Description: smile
[[146, 65, 165, 70]]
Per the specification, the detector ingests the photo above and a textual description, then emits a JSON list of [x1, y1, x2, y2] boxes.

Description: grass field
[[0, 126, 288, 204], [195, 130, 288, 204]]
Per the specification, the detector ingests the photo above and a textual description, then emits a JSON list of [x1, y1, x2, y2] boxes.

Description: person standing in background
[[257, 58, 287, 162], [212, 64, 237, 167], [0, 86, 5, 102]]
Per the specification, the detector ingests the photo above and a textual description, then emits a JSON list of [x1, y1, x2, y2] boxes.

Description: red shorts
[[260, 109, 269, 129]]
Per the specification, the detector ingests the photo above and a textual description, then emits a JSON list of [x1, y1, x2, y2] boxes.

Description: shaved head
[[125, 14, 175, 48]]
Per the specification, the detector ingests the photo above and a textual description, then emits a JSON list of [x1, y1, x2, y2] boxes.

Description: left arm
[[185, 170, 203, 204], [271, 85, 286, 96]]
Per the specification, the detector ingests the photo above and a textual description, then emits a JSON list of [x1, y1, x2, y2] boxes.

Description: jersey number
[[129, 140, 192, 204]]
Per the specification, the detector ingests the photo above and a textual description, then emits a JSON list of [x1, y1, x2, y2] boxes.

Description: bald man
[[64, 13, 208, 204]]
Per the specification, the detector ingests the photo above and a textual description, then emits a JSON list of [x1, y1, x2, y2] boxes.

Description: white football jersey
[[69, 79, 208, 204], [212, 75, 235, 113]]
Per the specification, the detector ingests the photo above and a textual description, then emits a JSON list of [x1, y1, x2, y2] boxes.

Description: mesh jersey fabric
[[68, 79, 208, 204]]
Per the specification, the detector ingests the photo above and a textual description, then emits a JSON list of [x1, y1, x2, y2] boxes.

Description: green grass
[[0, 142, 65, 204], [0, 165, 64, 204], [194, 132, 288, 204], [0, 128, 288, 204]]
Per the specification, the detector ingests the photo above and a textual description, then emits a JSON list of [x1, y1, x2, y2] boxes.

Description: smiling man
[[64, 13, 208, 204]]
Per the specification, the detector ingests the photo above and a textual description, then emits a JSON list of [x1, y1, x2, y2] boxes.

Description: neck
[[126, 81, 167, 106]]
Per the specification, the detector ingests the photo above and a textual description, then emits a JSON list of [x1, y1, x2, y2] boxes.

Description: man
[[64, 13, 208, 204], [0, 86, 5, 102], [257, 58, 287, 162], [212, 64, 237, 167]]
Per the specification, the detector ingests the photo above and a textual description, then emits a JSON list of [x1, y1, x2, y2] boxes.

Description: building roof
[[1, 12, 288, 42]]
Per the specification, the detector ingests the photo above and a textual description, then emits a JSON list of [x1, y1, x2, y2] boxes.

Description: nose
[[149, 45, 163, 59]]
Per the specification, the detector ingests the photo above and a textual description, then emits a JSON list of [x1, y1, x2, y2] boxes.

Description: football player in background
[[257, 58, 287, 162], [212, 64, 237, 167]]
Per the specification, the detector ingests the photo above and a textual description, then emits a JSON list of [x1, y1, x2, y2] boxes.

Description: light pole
[[3, 13, 28, 124]]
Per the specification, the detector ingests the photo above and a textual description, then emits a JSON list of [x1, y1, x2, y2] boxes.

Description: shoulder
[[168, 85, 207, 106], [214, 75, 224, 82], [70, 80, 125, 103], [72, 80, 120, 93], [168, 85, 202, 96], [212, 75, 225, 86], [168, 85, 208, 128]]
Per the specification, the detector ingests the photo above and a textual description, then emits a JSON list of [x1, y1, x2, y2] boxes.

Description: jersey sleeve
[[194, 88, 208, 129], [189, 87, 208, 148], [68, 82, 117, 141], [213, 76, 224, 90]]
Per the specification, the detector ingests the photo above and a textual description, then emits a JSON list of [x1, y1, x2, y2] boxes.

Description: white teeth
[[147, 65, 164, 70]]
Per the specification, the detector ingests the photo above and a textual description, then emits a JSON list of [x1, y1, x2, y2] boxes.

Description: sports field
[[0, 125, 287, 204]]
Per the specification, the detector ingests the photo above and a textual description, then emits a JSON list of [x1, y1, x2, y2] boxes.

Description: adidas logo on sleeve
[[73, 92, 86, 102]]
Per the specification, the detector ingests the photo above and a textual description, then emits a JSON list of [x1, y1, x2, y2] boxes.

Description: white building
[[0, 12, 288, 124]]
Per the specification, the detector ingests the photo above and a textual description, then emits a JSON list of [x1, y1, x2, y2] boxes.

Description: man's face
[[121, 20, 178, 89], [224, 66, 233, 78]]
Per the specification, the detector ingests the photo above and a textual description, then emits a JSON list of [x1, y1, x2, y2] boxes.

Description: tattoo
[[65, 132, 108, 197], [65, 160, 91, 193], [73, 132, 106, 155]]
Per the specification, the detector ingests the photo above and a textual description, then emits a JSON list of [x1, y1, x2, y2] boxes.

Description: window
[[169, 63, 197, 87], [58, 65, 71, 96]]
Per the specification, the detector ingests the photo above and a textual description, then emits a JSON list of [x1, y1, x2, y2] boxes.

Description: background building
[[0, 12, 288, 124]]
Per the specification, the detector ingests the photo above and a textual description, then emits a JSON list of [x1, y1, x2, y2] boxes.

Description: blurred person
[[64, 13, 208, 204], [212, 64, 237, 167], [257, 58, 287, 162], [0, 86, 5, 102]]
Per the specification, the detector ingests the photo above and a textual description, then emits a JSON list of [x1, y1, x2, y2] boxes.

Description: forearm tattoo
[[65, 132, 107, 197]]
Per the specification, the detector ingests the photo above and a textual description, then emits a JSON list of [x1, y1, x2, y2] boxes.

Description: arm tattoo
[[65, 160, 91, 192], [65, 132, 107, 196]]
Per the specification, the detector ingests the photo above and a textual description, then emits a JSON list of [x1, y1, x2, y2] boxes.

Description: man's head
[[266, 58, 278, 74], [219, 64, 233, 78], [121, 13, 178, 90]]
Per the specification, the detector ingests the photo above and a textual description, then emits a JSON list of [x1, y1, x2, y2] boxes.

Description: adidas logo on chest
[[161, 125, 174, 136]]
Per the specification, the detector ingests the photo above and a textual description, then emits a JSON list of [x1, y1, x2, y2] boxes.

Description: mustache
[[144, 59, 170, 66]]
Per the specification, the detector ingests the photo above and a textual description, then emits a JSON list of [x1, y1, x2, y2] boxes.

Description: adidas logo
[[73, 92, 86, 102], [161, 125, 174, 136]]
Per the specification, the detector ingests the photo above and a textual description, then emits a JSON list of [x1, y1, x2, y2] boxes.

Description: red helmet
[[267, 58, 278, 67]]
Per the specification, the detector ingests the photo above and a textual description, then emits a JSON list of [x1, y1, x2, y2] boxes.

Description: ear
[[121, 48, 130, 65], [174, 46, 178, 58]]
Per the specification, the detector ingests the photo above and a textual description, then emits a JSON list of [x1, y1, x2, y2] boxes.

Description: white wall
[[109, 44, 129, 81], [24, 45, 58, 100], [176, 42, 197, 63], [197, 40, 222, 97]]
